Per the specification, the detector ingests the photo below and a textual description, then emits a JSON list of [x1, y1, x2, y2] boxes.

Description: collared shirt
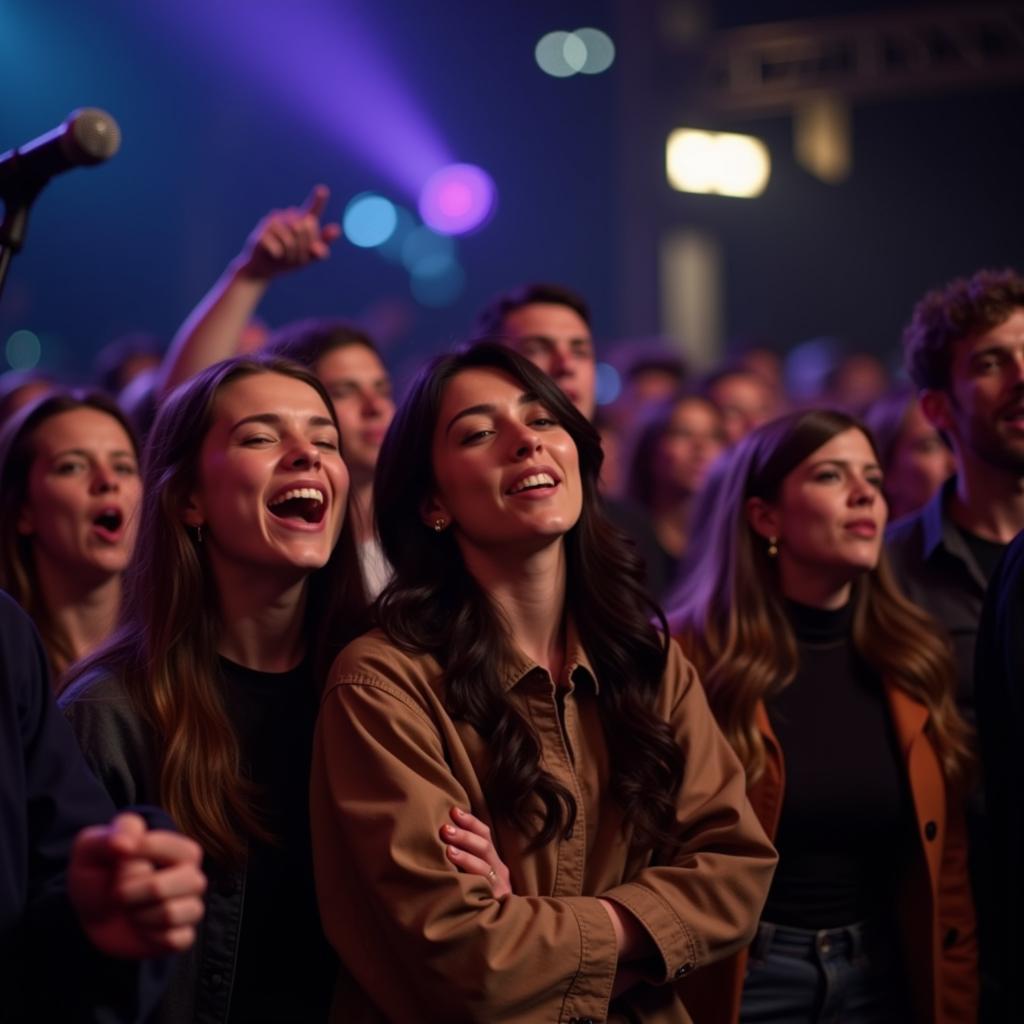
[[310, 629, 777, 1024], [886, 476, 988, 720]]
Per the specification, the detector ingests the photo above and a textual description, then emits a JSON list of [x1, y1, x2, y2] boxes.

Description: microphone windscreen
[[67, 108, 121, 165]]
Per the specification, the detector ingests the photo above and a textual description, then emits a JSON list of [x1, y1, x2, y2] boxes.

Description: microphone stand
[[0, 191, 37, 304]]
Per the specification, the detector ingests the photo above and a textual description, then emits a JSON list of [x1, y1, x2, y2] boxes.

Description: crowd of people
[[2, 183, 1023, 1023]]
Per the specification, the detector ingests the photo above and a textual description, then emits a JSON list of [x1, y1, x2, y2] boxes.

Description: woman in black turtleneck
[[669, 410, 977, 1024]]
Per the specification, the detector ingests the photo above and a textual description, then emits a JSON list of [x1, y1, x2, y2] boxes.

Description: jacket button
[[943, 927, 959, 949], [209, 972, 223, 990], [674, 961, 694, 978], [924, 821, 937, 841]]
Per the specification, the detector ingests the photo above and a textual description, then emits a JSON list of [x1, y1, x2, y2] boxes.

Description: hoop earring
[[432, 518, 447, 533], [767, 536, 778, 558]]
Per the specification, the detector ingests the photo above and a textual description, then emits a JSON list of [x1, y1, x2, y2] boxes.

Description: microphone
[[0, 108, 121, 201]]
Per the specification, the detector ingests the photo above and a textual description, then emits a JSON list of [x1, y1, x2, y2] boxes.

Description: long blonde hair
[[669, 409, 973, 787]]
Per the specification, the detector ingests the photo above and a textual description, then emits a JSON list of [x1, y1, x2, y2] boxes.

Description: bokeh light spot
[[418, 164, 496, 236], [5, 329, 41, 370], [375, 205, 418, 264], [535, 31, 576, 78], [666, 129, 770, 198], [562, 32, 587, 72], [401, 225, 456, 274], [343, 193, 399, 248], [595, 362, 621, 405], [410, 254, 466, 307], [576, 28, 616, 74]]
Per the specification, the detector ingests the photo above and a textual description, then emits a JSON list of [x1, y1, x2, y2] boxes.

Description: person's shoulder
[[59, 664, 130, 711], [328, 628, 442, 693]]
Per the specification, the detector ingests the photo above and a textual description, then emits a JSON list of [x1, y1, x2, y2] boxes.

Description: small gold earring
[[433, 518, 447, 533], [767, 536, 778, 558], [196, 524, 203, 545]]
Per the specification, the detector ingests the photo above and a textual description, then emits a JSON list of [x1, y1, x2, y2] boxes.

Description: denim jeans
[[739, 919, 909, 1024]]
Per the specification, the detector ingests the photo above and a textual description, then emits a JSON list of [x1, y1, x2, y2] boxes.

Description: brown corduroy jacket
[[678, 686, 978, 1024], [310, 630, 778, 1023]]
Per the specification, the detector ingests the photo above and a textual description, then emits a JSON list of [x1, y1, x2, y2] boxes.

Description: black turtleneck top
[[760, 600, 913, 929]]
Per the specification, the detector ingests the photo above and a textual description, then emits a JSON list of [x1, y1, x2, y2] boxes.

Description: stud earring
[[432, 518, 447, 533], [767, 536, 778, 558], [196, 524, 204, 544]]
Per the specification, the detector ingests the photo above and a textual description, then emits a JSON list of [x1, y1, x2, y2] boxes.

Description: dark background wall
[[1, 0, 1021, 384]]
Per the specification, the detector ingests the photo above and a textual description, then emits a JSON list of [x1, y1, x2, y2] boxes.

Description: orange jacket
[[680, 683, 978, 1024]]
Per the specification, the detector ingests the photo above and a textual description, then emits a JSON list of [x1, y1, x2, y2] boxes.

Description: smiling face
[[186, 372, 348, 579], [499, 303, 596, 420], [923, 307, 1024, 475], [19, 407, 141, 583], [426, 367, 583, 556], [314, 344, 394, 482], [747, 428, 886, 602]]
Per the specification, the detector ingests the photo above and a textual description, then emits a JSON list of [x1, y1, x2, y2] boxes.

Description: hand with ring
[[440, 807, 512, 900]]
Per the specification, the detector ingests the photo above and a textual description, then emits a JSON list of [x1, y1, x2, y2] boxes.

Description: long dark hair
[[669, 408, 973, 786], [0, 389, 140, 678], [374, 341, 683, 850], [63, 356, 367, 864]]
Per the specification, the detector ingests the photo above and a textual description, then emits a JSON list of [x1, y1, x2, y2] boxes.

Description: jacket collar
[[920, 475, 987, 591], [500, 618, 599, 694]]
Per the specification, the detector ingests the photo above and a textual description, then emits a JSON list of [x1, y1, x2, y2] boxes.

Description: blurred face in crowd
[[499, 303, 596, 421], [187, 372, 347, 580], [708, 371, 773, 445], [19, 408, 141, 584], [315, 344, 395, 483], [923, 308, 1024, 476], [884, 400, 954, 521], [426, 367, 582, 559], [654, 398, 726, 501], [748, 428, 885, 603]]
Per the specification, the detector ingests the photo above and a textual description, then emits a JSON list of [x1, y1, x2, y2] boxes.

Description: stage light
[[535, 31, 577, 78], [343, 193, 399, 248], [418, 163, 496, 236], [410, 253, 465, 307], [5, 330, 41, 370], [575, 28, 615, 74], [595, 362, 621, 405], [666, 129, 770, 198], [536, 28, 615, 78]]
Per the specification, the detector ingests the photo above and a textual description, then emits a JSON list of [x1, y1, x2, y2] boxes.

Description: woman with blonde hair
[[668, 408, 976, 1023]]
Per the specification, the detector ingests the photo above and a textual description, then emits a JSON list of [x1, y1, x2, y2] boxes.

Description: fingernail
[[454, 808, 465, 818], [442, 824, 456, 836], [447, 846, 460, 858]]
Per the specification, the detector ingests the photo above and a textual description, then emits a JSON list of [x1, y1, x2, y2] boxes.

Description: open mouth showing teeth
[[94, 510, 123, 532], [508, 472, 557, 495], [267, 487, 326, 524]]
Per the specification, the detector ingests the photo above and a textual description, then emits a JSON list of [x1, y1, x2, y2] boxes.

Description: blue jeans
[[739, 920, 909, 1024]]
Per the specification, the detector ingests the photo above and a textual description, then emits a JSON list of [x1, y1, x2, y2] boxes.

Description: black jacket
[[0, 592, 169, 1022]]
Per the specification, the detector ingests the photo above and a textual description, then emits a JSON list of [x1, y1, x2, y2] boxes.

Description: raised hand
[[68, 812, 207, 959], [238, 184, 342, 279], [440, 807, 512, 900]]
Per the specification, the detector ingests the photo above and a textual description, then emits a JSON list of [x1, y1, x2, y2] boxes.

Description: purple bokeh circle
[[418, 163, 496, 235]]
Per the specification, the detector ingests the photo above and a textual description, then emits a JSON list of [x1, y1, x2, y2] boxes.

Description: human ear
[[419, 494, 452, 531], [181, 492, 204, 529], [919, 389, 953, 433], [745, 496, 779, 541]]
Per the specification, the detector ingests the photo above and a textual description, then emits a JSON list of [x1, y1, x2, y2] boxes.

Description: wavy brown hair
[[0, 389, 140, 679], [374, 342, 683, 852], [669, 408, 973, 787], [62, 356, 366, 864]]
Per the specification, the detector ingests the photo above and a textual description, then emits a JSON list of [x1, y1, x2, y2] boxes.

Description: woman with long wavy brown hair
[[309, 341, 777, 1023], [0, 391, 142, 682], [60, 355, 366, 1023], [668, 408, 976, 1024]]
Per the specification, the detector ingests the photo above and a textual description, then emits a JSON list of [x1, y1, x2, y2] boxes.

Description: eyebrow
[[50, 447, 136, 460], [808, 457, 882, 473], [230, 412, 337, 432], [445, 391, 540, 435]]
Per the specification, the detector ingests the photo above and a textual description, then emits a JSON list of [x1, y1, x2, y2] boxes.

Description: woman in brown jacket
[[310, 342, 777, 1023], [669, 409, 977, 1023]]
